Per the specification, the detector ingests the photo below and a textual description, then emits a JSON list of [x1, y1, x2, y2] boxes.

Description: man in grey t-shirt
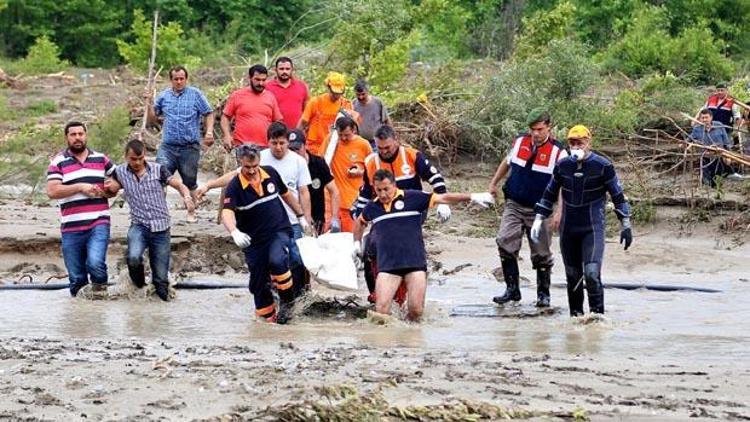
[[353, 80, 391, 146]]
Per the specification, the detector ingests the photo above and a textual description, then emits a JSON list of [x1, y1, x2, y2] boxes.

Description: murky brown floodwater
[[3, 272, 747, 364]]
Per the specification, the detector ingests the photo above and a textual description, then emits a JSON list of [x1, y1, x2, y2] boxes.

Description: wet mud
[[1, 198, 749, 420]]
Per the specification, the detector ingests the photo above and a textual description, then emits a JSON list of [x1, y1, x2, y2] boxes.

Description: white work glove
[[530, 214, 544, 243], [330, 218, 341, 233], [231, 229, 252, 248], [436, 204, 451, 223], [298, 216, 314, 237], [469, 192, 495, 208], [352, 240, 363, 269]]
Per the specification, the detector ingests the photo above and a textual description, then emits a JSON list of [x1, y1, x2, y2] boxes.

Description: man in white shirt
[[260, 122, 314, 296]]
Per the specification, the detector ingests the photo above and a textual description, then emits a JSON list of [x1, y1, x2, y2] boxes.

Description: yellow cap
[[567, 125, 591, 140], [325, 72, 346, 94]]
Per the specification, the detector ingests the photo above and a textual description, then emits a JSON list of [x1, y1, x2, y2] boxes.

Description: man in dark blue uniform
[[222, 145, 309, 324], [353, 169, 494, 321], [532, 125, 632, 316]]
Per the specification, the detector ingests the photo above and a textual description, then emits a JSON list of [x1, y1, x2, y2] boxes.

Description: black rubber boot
[[154, 283, 169, 302], [565, 267, 585, 317], [276, 288, 295, 325], [535, 266, 551, 308], [584, 263, 604, 314], [493, 258, 521, 304]]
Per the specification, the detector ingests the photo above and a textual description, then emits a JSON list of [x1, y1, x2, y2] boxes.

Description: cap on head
[[716, 82, 728, 89], [288, 129, 306, 150], [526, 107, 550, 126], [325, 72, 346, 94], [567, 124, 591, 140]]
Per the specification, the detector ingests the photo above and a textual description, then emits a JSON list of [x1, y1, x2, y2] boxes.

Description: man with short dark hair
[[105, 140, 194, 301], [221, 64, 283, 150], [266, 57, 309, 130], [696, 82, 743, 138], [146, 65, 213, 222], [487, 108, 568, 308], [353, 124, 450, 303], [691, 108, 733, 187], [353, 169, 494, 321], [47, 122, 115, 297], [319, 116, 372, 232], [222, 145, 308, 324], [353, 80, 391, 146]]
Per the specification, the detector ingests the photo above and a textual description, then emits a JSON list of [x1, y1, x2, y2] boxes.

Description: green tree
[[513, 1, 576, 59], [116, 9, 200, 72], [21, 35, 69, 74]]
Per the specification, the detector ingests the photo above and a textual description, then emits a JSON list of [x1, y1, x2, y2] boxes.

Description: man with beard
[[221, 64, 283, 150], [266, 57, 309, 131], [352, 125, 450, 303], [47, 121, 115, 297]]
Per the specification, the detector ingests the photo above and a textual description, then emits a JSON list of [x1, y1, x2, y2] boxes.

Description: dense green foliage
[[0, 0, 747, 155]]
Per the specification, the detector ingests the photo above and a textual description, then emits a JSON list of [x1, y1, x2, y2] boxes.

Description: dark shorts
[[381, 267, 427, 277]]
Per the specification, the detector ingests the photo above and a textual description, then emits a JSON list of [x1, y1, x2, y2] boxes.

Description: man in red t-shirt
[[266, 57, 309, 131], [221, 64, 283, 150]]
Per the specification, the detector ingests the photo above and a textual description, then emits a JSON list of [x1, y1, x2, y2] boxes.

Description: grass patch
[[88, 106, 132, 159], [23, 99, 57, 117]]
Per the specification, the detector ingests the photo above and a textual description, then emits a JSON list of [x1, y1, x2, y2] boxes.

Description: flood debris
[[255, 384, 585, 421]]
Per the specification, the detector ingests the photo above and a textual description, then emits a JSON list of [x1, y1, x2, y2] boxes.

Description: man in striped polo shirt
[[47, 121, 115, 297], [105, 140, 195, 301]]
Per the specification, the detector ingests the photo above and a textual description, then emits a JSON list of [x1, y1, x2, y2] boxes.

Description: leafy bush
[[467, 37, 600, 154], [88, 106, 131, 159], [19, 36, 69, 74], [116, 9, 200, 73]]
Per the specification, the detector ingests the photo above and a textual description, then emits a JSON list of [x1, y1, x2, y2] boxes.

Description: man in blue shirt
[[691, 109, 733, 187], [146, 65, 214, 222]]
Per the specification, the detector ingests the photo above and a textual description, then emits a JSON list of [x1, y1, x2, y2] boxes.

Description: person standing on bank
[[47, 121, 115, 297], [487, 109, 568, 308], [146, 65, 214, 223], [105, 140, 195, 301], [532, 125, 632, 316], [265, 57, 309, 131], [353, 80, 391, 148]]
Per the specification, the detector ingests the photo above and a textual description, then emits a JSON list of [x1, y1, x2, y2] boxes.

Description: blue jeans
[[156, 142, 200, 190], [288, 224, 303, 269], [126, 224, 171, 290], [61, 223, 110, 296]]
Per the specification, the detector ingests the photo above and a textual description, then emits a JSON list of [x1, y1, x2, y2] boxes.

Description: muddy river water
[[1, 199, 749, 420]]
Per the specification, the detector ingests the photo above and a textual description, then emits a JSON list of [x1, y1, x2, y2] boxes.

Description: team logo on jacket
[[394, 200, 404, 210], [401, 164, 412, 175], [267, 183, 276, 193], [430, 166, 437, 174], [311, 178, 321, 189]]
